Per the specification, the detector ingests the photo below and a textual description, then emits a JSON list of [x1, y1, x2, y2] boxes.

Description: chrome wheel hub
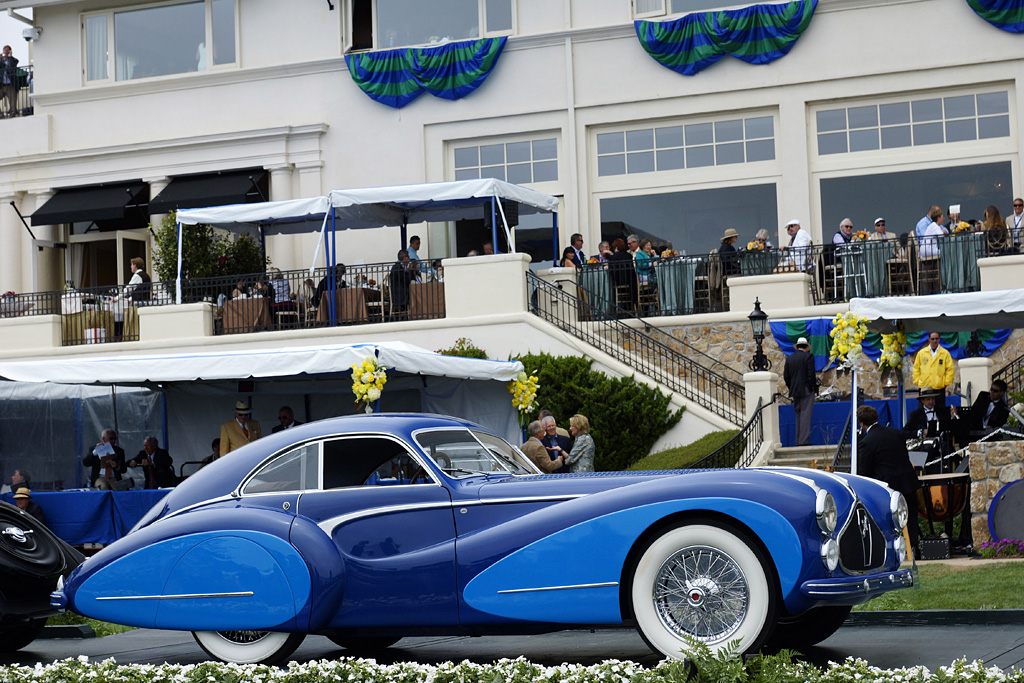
[[653, 545, 749, 643], [2, 525, 31, 544]]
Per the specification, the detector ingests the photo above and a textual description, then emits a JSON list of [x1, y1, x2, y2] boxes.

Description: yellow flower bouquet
[[508, 371, 540, 428], [854, 230, 870, 242], [879, 324, 908, 384], [351, 356, 388, 413], [746, 241, 763, 251], [828, 311, 869, 371], [953, 221, 972, 234]]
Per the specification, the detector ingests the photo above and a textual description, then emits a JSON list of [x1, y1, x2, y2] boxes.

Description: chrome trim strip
[[497, 581, 618, 594], [461, 494, 584, 506], [317, 501, 453, 535], [95, 591, 254, 601]]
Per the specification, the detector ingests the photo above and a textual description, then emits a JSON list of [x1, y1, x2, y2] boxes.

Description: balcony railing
[[1, 64, 33, 118]]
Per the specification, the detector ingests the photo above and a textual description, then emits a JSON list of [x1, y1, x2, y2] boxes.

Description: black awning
[[32, 181, 149, 226], [148, 169, 268, 214]]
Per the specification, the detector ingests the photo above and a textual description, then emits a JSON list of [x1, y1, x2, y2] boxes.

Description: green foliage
[[150, 211, 269, 283], [978, 539, 1024, 558], [628, 430, 740, 470], [436, 337, 488, 359], [515, 353, 683, 471], [46, 611, 134, 637], [854, 561, 1024, 610]]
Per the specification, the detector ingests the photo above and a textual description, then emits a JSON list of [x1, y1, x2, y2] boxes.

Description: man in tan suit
[[868, 217, 895, 241], [220, 401, 262, 455], [521, 420, 566, 473]]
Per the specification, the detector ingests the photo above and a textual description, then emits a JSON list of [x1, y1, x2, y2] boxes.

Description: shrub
[[515, 353, 683, 471], [436, 337, 488, 359], [628, 430, 740, 470], [978, 539, 1024, 558], [151, 211, 270, 283]]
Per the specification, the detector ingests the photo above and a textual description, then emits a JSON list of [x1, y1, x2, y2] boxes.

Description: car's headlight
[[816, 490, 837, 535], [890, 491, 909, 532], [820, 538, 839, 571], [894, 533, 907, 564]]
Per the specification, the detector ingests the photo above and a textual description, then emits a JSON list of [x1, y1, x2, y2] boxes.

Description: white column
[[267, 165, 297, 270], [959, 357, 994, 405], [742, 371, 781, 446], [534, 266, 578, 327], [27, 190, 59, 292], [144, 176, 171, 230], [0, 192, 25, 293], [296, 162, 325, 271]]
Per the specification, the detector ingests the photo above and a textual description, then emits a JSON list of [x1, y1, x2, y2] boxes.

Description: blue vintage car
[[52, 413, 912, 663]]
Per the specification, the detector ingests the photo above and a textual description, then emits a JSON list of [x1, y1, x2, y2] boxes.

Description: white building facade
[[0, 0, 1020, 295]]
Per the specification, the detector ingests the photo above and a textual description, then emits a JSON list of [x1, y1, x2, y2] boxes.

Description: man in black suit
[[902, 388, 954, 439], [965, 379, 1010, 433], [569, 233, 585, 268], [783, 336, 817, 446], [857, 405, 920, 549], [272, 406, 304, 434], [540, 415, 571, 473]]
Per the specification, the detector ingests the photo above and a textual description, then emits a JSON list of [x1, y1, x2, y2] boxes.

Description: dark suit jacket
[[542, 433, 572, 473], [857, 424, 918, 497], [272, 420, 304, 434], [130, 447, 174, 488], [783, 349, 817, 399], [389, 261, 415, 308], [901, 405, 953, 439], [570, 249, 584, 269], [970, 392, 1010, 430], [83, 445, 127, 484]]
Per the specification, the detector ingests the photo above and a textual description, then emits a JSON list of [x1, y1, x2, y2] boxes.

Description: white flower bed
[[0, 654, 1020, 683]]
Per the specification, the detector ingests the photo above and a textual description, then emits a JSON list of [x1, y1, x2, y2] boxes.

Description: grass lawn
[[47, 612, 135, 637], [628, 430, 740, 470], [854, 561, 1024, 610]]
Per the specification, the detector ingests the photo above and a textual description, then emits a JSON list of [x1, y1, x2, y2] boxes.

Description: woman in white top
[[918, 207, 947, 260]]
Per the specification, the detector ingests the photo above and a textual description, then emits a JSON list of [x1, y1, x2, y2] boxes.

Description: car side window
[[242, 442, 320, 494], [322, 436, 434, 488]]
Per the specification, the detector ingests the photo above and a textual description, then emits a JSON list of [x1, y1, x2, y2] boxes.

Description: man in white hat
[[780, 219, 812, 272], [220, 400, 262, 455], [869, 217, 895, 241], [783, 337, 818, 446]]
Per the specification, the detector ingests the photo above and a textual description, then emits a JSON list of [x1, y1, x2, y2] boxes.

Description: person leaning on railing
[[0, 45, 19, 119]]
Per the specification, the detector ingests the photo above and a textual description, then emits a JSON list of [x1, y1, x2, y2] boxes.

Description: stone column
[[144, 176, 170, 230], [959, 357, 993, 405], [743, 371, 781, 446], [27, 190, 59, 292], [0, 192, 25, 293], [534, 266, 578, 327], [267, 164, 297, 269], [443, 253, 531, 319]]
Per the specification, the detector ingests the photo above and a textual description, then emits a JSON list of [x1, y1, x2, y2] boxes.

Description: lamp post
[[748, 298, 771, 371]]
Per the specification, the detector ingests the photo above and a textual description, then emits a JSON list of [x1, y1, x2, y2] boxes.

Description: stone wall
[[968, 440, 1024, 544], [657, 322, 1024, 402]]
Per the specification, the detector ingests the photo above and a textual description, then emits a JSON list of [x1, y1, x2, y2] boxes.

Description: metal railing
[[1, 64, 33, 118], [994, 352, 1024, 398], [830, 411, 854, 473], [0, 282, 153, 345], [690, 397, 766, 469], [528, 271, 745, 424]]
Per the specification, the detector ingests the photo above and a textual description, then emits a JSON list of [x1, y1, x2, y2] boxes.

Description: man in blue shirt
[[916, 204, 941, 237]]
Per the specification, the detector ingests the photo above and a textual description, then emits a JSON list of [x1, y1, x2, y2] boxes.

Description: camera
[[22, 27, 42, 42]]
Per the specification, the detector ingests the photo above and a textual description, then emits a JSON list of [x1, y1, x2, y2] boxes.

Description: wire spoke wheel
[[654, 545, 749, 643]]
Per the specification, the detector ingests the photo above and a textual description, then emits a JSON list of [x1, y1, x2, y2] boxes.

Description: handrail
[[829, 411, 853, 473], [528, 272, 744, 424], [994, 351, 1024, 397], [690, 397, 767, 469]]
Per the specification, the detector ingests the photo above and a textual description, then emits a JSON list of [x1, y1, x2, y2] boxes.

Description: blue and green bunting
[[966, 0, 1024, 32], [345, 37, 507, 109], [634, 0, 817, 76], [770, 319, 1011, 372]]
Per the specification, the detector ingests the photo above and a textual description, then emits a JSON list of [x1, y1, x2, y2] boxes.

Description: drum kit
[[905, 433, 972, 559]]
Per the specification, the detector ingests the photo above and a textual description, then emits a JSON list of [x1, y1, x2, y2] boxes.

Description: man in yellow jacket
[[912, 332, 955, 399], [220, 401, 262, 455]]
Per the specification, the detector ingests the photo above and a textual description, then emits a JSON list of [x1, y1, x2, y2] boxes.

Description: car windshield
[[413, 429, 535, 477]]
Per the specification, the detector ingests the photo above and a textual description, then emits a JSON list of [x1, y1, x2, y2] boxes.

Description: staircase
[[766, 445, 835, 469], [994, 350, 1024, 397]]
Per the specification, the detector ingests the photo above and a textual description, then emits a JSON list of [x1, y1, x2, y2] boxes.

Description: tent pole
[[111, 385, 118, 439], [490, 197, 499, 255], [850, 370, 858, 474], [552, 212, 559, 265], [161, 390, 169, 450], [175, 221, 183, 305], [328, 209, 337, 327], [401, 219, 408, 250]]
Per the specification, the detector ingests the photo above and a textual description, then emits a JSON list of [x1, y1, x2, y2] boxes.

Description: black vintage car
[[0, 500, 83, 652]]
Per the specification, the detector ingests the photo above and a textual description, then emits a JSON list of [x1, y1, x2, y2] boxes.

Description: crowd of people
[[521, 410, 596, 474]]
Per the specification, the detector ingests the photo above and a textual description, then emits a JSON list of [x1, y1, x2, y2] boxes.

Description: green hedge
[[0, 652, 1017, 683], [516, 353, 683, 471], [628, 430, 740, 470]]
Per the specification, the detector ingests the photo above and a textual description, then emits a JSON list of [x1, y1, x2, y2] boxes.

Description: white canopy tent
[[850, 289, 1024, 333], [173, 179, 561, 303]]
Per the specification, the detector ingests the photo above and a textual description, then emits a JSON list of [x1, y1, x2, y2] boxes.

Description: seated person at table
[[560, 246, 577, 268], [982, 205, 1010, 254], [389, 250, 418, 314], [902, 388, 955, 439], [606, 238, 637, 313], [430, 260, 444, 282], [130, 436, 175, 488], [314, 263, 347, 307], [13, 487, 46, 525], [718, 229, 741, 278], [200, 438, 221, 468], [83, 429, 129, 490], [961, 379, 1010, 433], [755, 229, 774, 251], [268, 267, 295, 312], [1, 468, 30, 495]]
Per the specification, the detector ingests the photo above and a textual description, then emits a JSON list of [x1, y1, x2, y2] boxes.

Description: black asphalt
[[3, 612, 1024, 673]]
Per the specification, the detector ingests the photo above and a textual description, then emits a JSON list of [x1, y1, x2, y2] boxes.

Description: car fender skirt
[[70, 531, 311, 631], [462, 499, 801, 623]]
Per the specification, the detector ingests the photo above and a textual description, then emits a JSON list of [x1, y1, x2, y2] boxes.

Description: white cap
[[796, 337, 810, 347], [785, 218, 801, 227], [874, 217, 885, 225]]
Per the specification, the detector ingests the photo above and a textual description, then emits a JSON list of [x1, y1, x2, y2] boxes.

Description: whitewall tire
[[630, 522, 777, 659], [192, 630, 305, 664]]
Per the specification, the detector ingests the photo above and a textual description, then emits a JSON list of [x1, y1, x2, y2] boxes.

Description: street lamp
[[748, 298, 771, 371]]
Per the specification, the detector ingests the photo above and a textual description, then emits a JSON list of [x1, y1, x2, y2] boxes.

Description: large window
[[819, 162, 1013, 237], [816, 90, 1011, 156], [454, 138, 557, 183], [599, 184, 778, 256], [84, 0, 236, 83], [350, 0, 512, 51], [596, 116, 774, 177], [635, 0, 743, 18]]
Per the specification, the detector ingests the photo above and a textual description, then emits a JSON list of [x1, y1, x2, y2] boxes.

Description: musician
[[902, 388, 955, 439], [857, 405, 920, 549], [965, 380, 1010, 433]]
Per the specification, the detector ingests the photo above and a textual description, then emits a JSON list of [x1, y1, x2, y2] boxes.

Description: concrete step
[[767, 445, 837, 469]]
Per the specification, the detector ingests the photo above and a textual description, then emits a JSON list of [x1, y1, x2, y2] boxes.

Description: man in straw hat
[[220, 400, 262, 455], [13, 487, 46, 525], [784, 336, 818, 446]]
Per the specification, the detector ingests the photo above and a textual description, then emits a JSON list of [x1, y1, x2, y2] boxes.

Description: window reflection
[[599, 184, 778, 257], [115, 2, 205, 81], [377, 0, 479, 47]]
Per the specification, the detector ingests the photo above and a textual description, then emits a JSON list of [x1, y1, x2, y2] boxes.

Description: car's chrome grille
[[837, 503, 886, 573]]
